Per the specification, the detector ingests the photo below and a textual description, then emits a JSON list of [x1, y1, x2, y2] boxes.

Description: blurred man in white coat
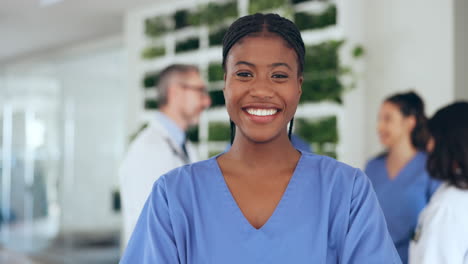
[[119, 64, 211, 247]]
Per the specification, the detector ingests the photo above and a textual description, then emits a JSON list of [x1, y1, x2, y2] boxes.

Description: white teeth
[[246, 108, 277, 116]]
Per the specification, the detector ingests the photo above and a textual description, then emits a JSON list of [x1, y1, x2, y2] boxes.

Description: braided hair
[[223, 13, 305, 144]]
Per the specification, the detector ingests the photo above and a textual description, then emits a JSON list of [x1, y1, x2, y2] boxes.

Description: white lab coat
[[409, 183, 468, 264], [119, 118, 198, 248]]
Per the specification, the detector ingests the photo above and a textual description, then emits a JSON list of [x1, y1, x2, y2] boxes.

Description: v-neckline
[[384, 152, 421, 182], [212, 152, 304, 232]]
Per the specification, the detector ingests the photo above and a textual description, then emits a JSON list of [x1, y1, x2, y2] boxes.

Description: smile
[[245, 108, 278, 116]]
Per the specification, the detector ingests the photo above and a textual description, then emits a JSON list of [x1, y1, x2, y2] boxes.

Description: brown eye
[[236, 72, 253, 78], [272, 74, 288, 79]]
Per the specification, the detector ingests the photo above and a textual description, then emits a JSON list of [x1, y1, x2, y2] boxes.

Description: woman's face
[[223, 33, 303, 143], [377, 101, 414, 148]]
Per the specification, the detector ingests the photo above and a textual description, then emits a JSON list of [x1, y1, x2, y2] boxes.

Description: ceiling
[[0, 0, 157, 64]]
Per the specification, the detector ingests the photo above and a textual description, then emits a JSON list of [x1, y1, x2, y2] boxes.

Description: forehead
[[226, 34, 298, 68], [171, 70, 203, 84], [380, 102, 402, 115]]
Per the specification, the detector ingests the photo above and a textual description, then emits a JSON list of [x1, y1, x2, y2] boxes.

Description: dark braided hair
[[223, 13, 305, 144], [222, 13, 305, 75], [385, 91, 429, 151]]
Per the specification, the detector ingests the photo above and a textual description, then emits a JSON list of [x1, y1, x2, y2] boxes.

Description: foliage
[[209, 26, 228, 46], [142, 73, 160, 88], [208, 122, 231, 141], [208, 63, 224, 82], [144, 99, 159, 110], [300, 75, 342, 103], [294, 4, 336, 31], [175, 37, 200, 53], [141, 46, 165, 60], [249, 0, 288, 14], [295, 116, 338, 144], [174, 10, 190, 29], [144, 16, 172, 38], [191, 1, 238, 26], [300, 40, 345, 103], [187, 125, 199, 142], [209, 90, 225, 107]]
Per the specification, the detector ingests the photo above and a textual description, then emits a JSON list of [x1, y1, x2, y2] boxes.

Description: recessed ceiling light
[[39, 0, 65, 7]]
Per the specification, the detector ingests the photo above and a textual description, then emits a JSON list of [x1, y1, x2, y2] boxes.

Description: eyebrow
[[234, 61, 292, 70]]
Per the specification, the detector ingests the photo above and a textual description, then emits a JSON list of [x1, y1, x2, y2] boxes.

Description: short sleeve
[[120, 177, 180, 264], [340, 169, 402, 264]]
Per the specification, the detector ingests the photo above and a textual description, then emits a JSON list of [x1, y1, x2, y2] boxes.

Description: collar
[[155, 111, 186, 146]]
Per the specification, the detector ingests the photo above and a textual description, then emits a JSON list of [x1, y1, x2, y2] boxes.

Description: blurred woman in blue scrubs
[[365, 91, 440, 264], [121, 13, 401, 264]]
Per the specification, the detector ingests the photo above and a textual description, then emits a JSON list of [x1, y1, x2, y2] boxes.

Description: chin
[[241, 128, 285, 144]]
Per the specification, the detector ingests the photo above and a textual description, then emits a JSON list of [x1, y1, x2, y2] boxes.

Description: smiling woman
[[120, 13, 401, 264]]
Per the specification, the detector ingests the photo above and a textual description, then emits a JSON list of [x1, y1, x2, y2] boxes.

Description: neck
[[227, 132, 300, 169], [387, 138, 418, 163], [160, 106, 187, 131]]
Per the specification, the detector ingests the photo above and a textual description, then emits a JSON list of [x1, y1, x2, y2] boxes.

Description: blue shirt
[[156, 111, 185, 147], [365, 152, 440, 264], [121, 152, 401, 264]]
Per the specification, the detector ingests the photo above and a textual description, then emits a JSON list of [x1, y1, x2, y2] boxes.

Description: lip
[[241, 103, 282, 124]]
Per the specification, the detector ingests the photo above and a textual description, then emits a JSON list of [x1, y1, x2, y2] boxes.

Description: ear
[[406, 115, 416, 131], [223, 73, 227, 92], [166, 82, 179, 104], [297, 75, 303, 96]]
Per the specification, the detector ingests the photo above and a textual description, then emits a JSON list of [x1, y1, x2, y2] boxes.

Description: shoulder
[[154, 158, 216, 191], [428, 183, 468, 210], [124, 124, 168, 157], [299, 153, 366, 188], [364, 153, 386, 169]]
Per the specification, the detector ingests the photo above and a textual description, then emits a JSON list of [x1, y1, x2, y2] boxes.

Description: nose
[[250, 78, 274, 99]]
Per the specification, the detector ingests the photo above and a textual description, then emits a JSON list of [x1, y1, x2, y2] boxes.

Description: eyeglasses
[[179, 83, 209, 96]]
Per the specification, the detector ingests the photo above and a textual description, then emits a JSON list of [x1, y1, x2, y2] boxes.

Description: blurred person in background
[[119, 64, 211, 248], [409, 101, 468, 264], [365, 91, 440, 264]]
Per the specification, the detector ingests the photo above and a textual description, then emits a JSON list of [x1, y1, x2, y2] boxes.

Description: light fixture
[[39, 0, 65, 7]]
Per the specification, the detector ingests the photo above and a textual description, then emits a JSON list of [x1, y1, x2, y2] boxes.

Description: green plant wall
[[249, 0, 288, 14], [208, 63, 224, 82], [141, 46, 165, 60], [294, 4, 336, 31], [187, 125, 199, 142], [176, 37, 200, 53], [144, 99, 159, 110], [295, 116, 338, 157], [143, 73, 160, 89], [208, 122, 230, 141], [138, 0, 363, 159], [209, 90, 225, 108], [209, 27, 228, 46], [145, 16, 172, 38], [301, 40, 345, 103]]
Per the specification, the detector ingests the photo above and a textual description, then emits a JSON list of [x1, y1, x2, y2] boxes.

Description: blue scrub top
[[365, 152, 440, 264], [121, 152, 401, 264]]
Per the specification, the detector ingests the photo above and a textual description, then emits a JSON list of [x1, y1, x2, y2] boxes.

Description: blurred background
[[0, 0, 467, 263]]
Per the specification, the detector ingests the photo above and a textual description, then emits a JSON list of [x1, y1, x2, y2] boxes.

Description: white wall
[[0, 37, 127, 234], [454, 0, 468, 101], [362, 0, 455, 160], [337, 0, 367, 168]]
